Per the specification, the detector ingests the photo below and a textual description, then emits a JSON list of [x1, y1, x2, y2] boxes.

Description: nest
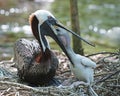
[[0, 50, 120, 96]]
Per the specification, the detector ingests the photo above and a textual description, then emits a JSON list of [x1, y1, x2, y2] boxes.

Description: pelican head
[[29, 10, 94, 53]]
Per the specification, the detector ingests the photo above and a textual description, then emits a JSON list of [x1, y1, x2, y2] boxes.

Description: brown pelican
[[14, 10, 94, 86]]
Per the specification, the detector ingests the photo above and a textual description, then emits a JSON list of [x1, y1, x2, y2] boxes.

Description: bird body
[[65, 46, 96, 85], [14, 39, 58, 85], [57, 27, 98, 96], [13, 10, 61, 86], [67, 47, 98, 96], [68, 54, 98, 96]]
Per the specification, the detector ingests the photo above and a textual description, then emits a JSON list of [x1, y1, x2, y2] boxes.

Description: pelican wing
[[81, 57, 96, 68], [14, 38, 40, 70]]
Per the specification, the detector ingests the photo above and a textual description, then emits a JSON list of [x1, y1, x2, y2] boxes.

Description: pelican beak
[[44, 16, 95, 47], [40, 18, 75, 65], [55, 22, 95, 47], [39, 16, 95, 51], [39, 16, 94, 64]]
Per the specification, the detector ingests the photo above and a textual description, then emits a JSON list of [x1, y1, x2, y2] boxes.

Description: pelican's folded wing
[[14, 38, 40, 70], [81, 57, 96, 68]]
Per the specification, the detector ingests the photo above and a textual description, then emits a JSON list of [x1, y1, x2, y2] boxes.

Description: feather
[[81, 56, 96, 68], [14, 39, 58, 85]]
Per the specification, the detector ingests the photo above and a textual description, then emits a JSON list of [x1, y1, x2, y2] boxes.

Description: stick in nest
[[86, 51, 118, 57], [96, 70, 120, 83], [0, 81, 40, 92], [0, 81, 82, 96]]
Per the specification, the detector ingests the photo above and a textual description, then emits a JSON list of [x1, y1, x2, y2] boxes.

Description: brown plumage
[[14, 14, 59, 86]]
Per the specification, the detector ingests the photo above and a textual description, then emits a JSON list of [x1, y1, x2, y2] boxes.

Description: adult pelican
[[14, 10, 94, 86]]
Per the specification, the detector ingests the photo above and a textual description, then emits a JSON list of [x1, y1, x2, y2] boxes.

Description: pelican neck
[[65, 46, 76, 60]]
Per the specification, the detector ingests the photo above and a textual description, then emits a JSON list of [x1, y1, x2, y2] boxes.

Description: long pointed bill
[[40, 21, 75, 66], [55, 22, 95, 47], [38, 24, 46, 52]]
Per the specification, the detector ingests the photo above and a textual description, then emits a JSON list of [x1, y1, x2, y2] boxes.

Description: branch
[[0, 81, 47, 94], [86, 52, 118, 57], [96, 70, 120, 83], [107, 85, 120, 88]]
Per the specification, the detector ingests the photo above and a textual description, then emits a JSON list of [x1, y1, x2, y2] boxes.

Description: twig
[[86, 51, 118, 57], [5, 92, 16, 96], [95, 53, 118, 64], [95, 85, 118, 96], [0, 81, 45, 93], [96, 70, 120, 83], [61, 69, 71, 74], [0, 81, 80, 96], [0, 58, 14, 65], [107, 85, 120, 88], [95, 72, 113, 77]]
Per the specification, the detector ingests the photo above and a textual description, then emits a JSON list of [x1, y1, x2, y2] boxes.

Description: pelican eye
[[47, 16, 56, 25], [56, 28, 60, 32]]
